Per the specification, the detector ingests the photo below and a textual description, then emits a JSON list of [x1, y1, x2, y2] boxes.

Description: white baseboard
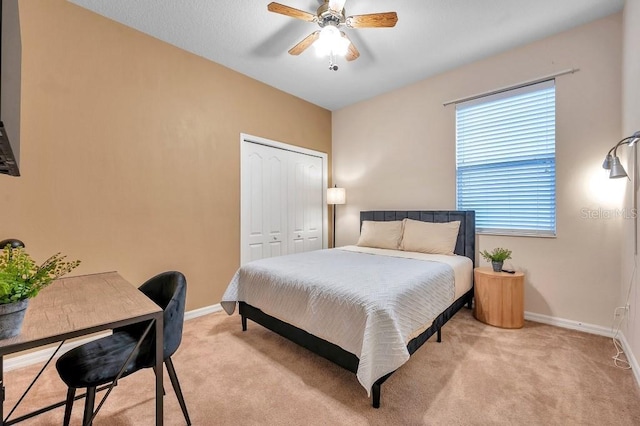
[[184, 303, 222, 320], [4, 303, 223, 372], [524, 311, 614, 338], [616, 331, 640, 387]]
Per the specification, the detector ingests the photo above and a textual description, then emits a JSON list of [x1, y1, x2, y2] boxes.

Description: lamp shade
[[314, 25, 350, 58], [609, 156, 628, 179], [327, 187, 346, 205]]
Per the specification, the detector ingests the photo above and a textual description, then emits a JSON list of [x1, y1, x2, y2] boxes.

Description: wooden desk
[[0, 272, 164, 425], [474, 267, 524, 329]]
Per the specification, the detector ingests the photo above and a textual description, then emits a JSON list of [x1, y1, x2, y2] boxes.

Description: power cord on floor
[[611, 256, 637, 369]]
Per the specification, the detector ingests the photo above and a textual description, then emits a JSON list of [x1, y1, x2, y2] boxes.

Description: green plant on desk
[[0, 245, 81, 303], [480, 247, 512, 263], [0, 245, 80, 339]]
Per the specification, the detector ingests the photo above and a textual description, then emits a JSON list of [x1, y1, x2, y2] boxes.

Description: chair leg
[[63, 387, 76, 426], [165, 357, 192, 425], [82, 387, 96, 426]]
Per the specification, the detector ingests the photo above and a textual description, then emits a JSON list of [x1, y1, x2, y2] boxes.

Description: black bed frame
[[239, 210, 476, 408]]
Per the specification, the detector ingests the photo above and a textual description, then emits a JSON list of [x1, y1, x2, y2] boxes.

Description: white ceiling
[[68, 0, 623, 111]]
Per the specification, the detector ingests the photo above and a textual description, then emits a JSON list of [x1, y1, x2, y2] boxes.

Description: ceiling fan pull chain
[[329, 52, 338, 71]]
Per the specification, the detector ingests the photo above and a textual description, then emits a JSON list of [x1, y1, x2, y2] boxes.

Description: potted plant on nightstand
[[480, 247, 512, 273], [0, 244, 80, 339]]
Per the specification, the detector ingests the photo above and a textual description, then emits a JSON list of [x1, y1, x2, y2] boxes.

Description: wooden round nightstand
[[473, 267, 524, 329]]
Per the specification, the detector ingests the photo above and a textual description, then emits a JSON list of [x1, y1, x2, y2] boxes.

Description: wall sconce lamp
[[602, 131, 640, 179], [603, 131, 640, 254], [327, 185, 346, 248]]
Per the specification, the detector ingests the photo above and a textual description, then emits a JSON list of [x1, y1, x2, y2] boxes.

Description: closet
[[241, 137, 326, 264]]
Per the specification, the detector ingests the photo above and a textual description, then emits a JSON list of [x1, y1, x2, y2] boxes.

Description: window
[[456, 80, 556, 236]]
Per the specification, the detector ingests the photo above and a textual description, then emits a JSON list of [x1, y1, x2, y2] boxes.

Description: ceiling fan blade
[[346, 12, 398, 28], [267, 2, 317, 22], [328, 0, 347, 12], [288, 31, 320, 55], [340, 32, 360, 61]]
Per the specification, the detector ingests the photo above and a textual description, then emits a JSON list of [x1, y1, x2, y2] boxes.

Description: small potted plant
[[480, 247, 512, 272], [0, 244, 80, 339]]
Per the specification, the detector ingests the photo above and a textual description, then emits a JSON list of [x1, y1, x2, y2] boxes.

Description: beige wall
[[333, 14, 623, 327], [622, 0, 640, 372], [0, 0, 331, 310]]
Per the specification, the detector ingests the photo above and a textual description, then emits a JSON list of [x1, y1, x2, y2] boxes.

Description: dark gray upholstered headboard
[[360, 210, 476, 266]]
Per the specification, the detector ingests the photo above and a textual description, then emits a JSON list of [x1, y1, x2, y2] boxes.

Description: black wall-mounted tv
[[0, 0, 21, 177]]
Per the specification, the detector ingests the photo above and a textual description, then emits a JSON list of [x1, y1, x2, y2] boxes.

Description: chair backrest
[[137, 271, 187, 364]]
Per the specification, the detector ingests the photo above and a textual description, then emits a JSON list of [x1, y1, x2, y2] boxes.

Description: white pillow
[[400, 219, 461, 255], [356, 220, 404, 250]]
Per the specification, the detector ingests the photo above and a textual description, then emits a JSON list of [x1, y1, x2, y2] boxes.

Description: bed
[[222, 210, 475, 407]]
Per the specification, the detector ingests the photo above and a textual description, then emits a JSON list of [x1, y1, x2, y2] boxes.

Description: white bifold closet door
[[241, 141, 324, 264]]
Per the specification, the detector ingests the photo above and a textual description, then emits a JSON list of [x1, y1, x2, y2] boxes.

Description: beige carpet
[[3, 308, 640, 425]]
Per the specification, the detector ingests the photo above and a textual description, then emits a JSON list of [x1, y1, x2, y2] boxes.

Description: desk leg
[[1, 355, 4, 425], [155, 316, 164, 426]]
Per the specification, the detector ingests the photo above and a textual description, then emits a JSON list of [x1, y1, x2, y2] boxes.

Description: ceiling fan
[[267, 0, 398, 70]]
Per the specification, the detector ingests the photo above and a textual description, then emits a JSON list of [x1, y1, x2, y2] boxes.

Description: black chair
[[55, 271, 191, 426]]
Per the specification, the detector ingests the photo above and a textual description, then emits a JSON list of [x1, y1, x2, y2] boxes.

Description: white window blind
[[456, 80, 556, 236]]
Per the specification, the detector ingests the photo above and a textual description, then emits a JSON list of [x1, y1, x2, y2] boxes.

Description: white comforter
[[221, 246, 471, 395]]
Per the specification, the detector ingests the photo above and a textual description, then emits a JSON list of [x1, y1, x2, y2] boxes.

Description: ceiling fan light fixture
[[314, 25, 350, 57]]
